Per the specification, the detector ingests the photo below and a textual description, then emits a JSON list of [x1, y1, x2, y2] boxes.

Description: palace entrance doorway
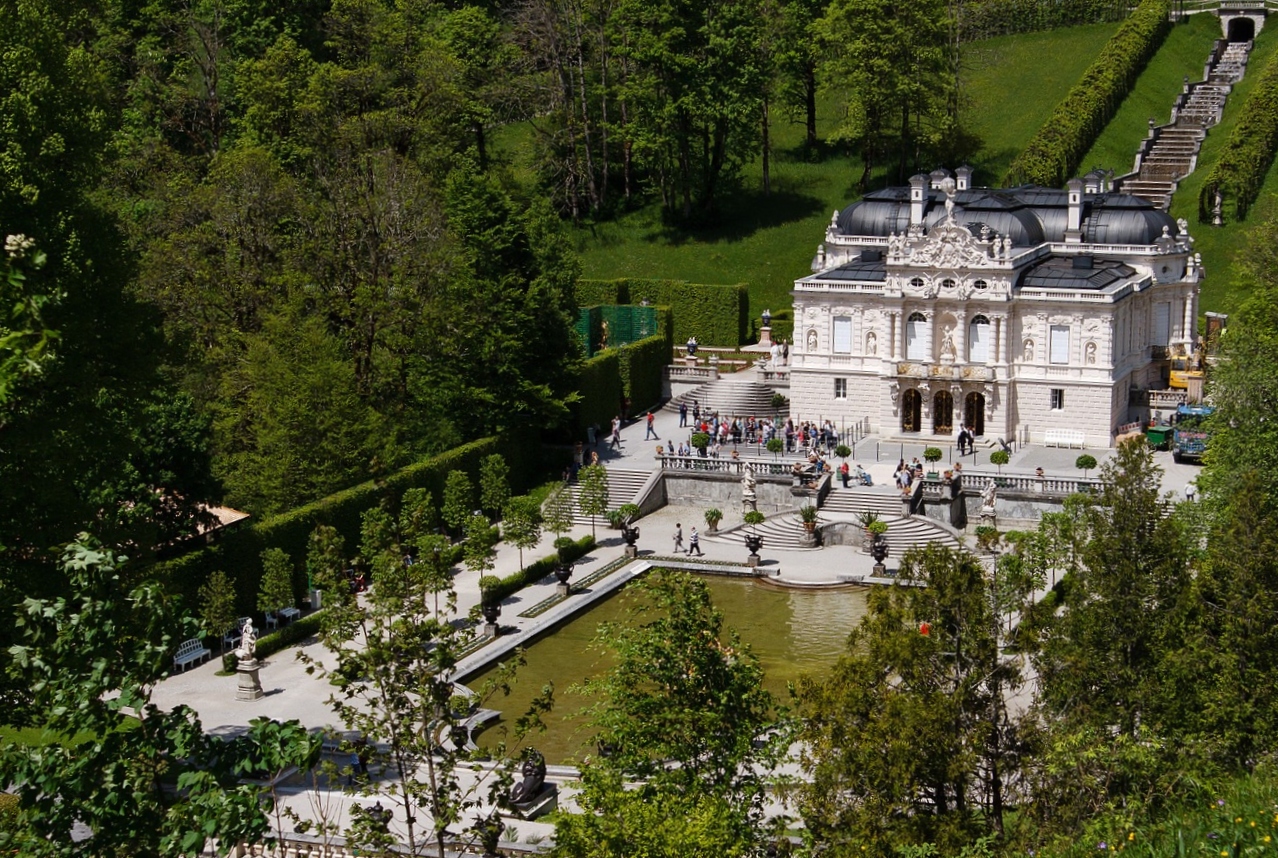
[[964, 391, 986, 437], [902, 389, 922, 432], [933, 390, 953, 435]]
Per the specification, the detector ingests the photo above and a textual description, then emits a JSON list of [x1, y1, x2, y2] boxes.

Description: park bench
[[1043, 429, 1085, 449], [173, 638, 211, 673]]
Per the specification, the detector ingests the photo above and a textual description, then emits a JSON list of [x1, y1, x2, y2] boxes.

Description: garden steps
[[662, 378, 790, 421], [558, 467, 652, 527], [1116, 38, 1252, 210]]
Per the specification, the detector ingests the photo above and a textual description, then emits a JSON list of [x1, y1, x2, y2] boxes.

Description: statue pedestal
[[747, 553, 760, 568], [236, 658, 264, 701], [980, 511, 997, 528], [484, 622, 500, 639], [502, 784, 559, 821], [624, 545, 638, 558], [760, 326, 772, 346], [873, 562, 887, 576], [556, 582, 572, 597], [684, 355, 699, 367]]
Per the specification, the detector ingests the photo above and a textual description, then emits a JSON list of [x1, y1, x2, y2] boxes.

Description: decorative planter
[[554, 562, 574, 586], [481, 602, 501, 625], [871, 535, 890, 575], [744, 534, 764, 567]]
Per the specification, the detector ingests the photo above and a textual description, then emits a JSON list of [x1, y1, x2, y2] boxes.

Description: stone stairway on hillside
[[555, 467, 652, 527], [705, 506, 962, 554], [1118, 39, 1251, 210], [664, 377, 790, 420]]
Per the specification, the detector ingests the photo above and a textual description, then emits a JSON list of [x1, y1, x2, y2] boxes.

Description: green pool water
[[464, 575, 869, 764]]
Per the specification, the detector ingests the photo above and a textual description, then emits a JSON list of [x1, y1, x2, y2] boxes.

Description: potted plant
[[766, 437, 784, 459], [704, 508, 724, 533], [923, 447, 943, 477], [1075, 453, 1097, 479], [990, 449, 1009, 476], [690, 432, 711, 457], [835, 444, 851, 462], [799, 504, 820, 533], [605, 508, 626, 529], [975, 525, 1000, 553], [868, 521, 890, 572], [479, 576, 502, 625], [857, 511, 881, 553], [743, 510, 766, 565]]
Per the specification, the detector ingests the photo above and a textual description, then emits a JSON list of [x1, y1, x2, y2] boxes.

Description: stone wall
[[662, 472, 804, 514]]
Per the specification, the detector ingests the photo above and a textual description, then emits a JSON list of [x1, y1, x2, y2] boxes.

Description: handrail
[[959, 469, 1103, 495]]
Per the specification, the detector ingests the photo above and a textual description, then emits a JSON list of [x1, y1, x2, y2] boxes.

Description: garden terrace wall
[[1198, 49, 1278, 222], [1004, 0, 1172, 188], [576, 278, 748, 346], [151, 437, 510, 618]]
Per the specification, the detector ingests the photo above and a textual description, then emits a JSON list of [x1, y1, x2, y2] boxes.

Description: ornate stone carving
[[907, 219, 996, 269]]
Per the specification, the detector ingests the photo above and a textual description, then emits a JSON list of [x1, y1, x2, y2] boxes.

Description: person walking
[[673, 523, 684, 553], [687, 526, 703, 556], [679, 401, 688, 428], [645, 411, 659, 440], [610, 416, 622, 449]]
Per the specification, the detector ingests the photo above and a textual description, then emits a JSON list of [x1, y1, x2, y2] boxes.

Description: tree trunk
[[761, 96, 771, 196], [805, 61, 818, 149]]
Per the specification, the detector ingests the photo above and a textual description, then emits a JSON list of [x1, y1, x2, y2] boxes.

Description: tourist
[[645, 411, 659, 440], [840, 461, 850, 488], [673, 523, 684, 553], [679, 401, 688, 427], [687, 527, 703, 556], [609, 416, 622, 449]]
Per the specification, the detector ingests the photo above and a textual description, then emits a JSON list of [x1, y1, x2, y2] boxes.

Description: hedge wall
[[963, 0, 1128, 41], [152, 437, 503, 620], [576, 278, 748, 346], [617, 333, 669, 414], [574, 349, 624, 437], [1003, 0, 1171, 188], [481, 534, 596, 604], [1198, 49, 1278, 223]]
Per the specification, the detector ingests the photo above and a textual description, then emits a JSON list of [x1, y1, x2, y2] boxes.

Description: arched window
[[906, 312, 929, 360], [941, 278, 957, 291], [968, 315, 991, 363], [973, 279, 989, 291], [909, 277, 925, 291]]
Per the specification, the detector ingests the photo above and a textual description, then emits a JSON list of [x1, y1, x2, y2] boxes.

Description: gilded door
[[933, 390, 953, 435], [964, 392, 985, 437], [902, 389, 922, 433]]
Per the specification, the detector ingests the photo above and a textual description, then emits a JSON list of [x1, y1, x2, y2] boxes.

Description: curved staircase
[[704, 508, 962, 554], [664, 377, 790, 420]]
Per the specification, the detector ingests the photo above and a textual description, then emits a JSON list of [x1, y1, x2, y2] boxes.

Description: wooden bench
[[1043, 429, 1086, 449], [173, 638, 211, 672]]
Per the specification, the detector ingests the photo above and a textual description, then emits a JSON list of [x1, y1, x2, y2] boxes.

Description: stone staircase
[[705, 503, 962, 554], [820, 485, 906, 517], [1118, 40, 1251, 210], [663, 377, 790, 420], [558, 467, 652, 527]]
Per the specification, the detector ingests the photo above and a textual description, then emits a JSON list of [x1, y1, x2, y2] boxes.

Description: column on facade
[[954, 310, 966, 363], [891, 311, 901, 360], [1182, 292, 1194, 343], [993, 316, 1004, 364]]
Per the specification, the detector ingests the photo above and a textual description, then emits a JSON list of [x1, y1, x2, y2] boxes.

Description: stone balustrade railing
[[959, 469, 1102, 495], [659, 454, 798, 476]]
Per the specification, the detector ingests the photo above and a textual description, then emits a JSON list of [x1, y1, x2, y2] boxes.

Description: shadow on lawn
[[643, 187, 826, 246]]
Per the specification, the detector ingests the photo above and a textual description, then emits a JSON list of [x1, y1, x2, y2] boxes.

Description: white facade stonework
[[789, 171, 1201, 447]]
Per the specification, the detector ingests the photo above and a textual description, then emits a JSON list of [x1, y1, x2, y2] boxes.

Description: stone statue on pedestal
[[742, 464, 758, 512], [980, 481, 997, 514]]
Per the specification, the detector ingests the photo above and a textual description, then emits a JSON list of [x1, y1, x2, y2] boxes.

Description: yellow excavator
[[1168, 341, 1204, 390]]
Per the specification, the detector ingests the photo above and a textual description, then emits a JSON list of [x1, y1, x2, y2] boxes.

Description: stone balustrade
[[960, 469, 1102, 495]]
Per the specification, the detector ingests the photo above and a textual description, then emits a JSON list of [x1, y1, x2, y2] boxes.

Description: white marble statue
[[742, 464, 758, 508], [980, 482, 997, 513], [235, 618, 257, 661]]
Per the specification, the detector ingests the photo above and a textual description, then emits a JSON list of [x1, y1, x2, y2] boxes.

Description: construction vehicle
[[1172, 404, 1213, 463], [1168, 342, 1204, 390]]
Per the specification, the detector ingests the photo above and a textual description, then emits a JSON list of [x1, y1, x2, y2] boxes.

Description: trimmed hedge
[[481, 534, 596, 604], [221, 610, 326, 671], [1198, 48, 1278, 223], [962, 0, 1128, 41], [152, 437, 503, 620], [1004, 0, 1171, 188], [575, 350, 624, 438], [616, 333, 669, 414], [576, 278, 748, 346]]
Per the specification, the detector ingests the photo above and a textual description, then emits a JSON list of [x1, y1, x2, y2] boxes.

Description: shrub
[[991, 450, 1011, 473], [1076, 454, 1098, 477], [1198, 48, 1278, 222], [576, 278, 748, 346], [923, 447, 943, 465], [223, 610, 325, 671], [867, 520, 889, 536], [690, 432, 711, 451], [704, 508, 724, 527], [480, 534, 596, 604], [1004, 0, 1172, 187], [574, 349, 623, 438]]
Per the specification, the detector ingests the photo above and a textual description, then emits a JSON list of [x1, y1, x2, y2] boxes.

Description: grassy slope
[[1079, 13, 1220, 176], [1169, 21, 1278, 314], [487, 21, 1118, 338]]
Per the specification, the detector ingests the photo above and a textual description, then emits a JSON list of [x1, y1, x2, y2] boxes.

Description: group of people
[[956, 424, 978, 455], [671, 523, 703, 556]]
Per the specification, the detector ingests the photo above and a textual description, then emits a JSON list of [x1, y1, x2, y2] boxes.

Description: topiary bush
[[576, 278, 748, 346]]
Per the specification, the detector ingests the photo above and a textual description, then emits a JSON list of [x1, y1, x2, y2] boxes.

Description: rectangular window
[[1049, 325, 1070, 365], [834, 378, 847, 399], [968, 320, 989, 363], [1154, 302, 1171, 345], [832, 316, 852, 354], [1050, 388, 1065, 410]]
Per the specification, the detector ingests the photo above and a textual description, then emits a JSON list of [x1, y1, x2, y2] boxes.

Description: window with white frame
[[968, 315, 990, 363], [834, 378, 847, 399], [832, 316, 852, 353], [1154, 302, 1171, 345], [1050, 388, 1065, 410], [906, 312, 928, 360], [1049, 325, 1070, 365]]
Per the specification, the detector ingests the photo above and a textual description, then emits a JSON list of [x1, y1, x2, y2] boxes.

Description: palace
[[788, 167, 1201, 447]]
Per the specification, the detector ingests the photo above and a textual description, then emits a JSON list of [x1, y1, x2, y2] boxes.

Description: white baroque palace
[[789, 167, 1201, 447]]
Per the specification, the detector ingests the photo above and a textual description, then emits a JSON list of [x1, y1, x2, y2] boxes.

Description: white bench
[[1043, 429, 1086, 449], [279, 606, 301, 624], [173, 638, 211, 672]]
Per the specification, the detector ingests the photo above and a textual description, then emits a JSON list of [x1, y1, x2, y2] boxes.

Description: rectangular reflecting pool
[[464, 574, 869, 764]]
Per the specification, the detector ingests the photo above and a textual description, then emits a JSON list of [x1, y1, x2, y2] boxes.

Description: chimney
[[956, 165, 973, 191], [929, 168, 951, 190], [1066, 178, 1084, 242], [909, 174, 929, 226]]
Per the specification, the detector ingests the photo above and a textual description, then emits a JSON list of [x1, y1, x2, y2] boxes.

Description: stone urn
[[554, 561, 575, 596], [621, 523, 640, 558], [871, 535, 890, 576], [481, 600, 501, 637], [744, 534, 764, 567]]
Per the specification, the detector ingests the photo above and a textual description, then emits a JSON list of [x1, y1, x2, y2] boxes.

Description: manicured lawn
[[1079, 13, 1220, 176], [1169, 20, 1278, 314]]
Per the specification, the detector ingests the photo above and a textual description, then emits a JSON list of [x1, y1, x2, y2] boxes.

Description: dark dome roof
[[834, 185, 1177, 246]]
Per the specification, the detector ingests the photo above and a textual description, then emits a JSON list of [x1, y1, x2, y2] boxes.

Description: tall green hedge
[[1198, 49, 1278, 223], [151, 437, 504, 619], [963, 0, 1128, 40], [617, 333, 669, 414], [576, 278, 748, 346], [575, 350, 624, 437], [1004, 0, 1172, 188]]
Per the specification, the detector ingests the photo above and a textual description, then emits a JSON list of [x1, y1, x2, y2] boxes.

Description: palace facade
[[788, 167, 1201, 447]]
